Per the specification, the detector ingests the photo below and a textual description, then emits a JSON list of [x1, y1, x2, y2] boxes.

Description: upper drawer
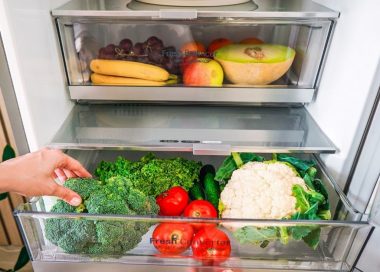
[[52, 0, 338, 104]]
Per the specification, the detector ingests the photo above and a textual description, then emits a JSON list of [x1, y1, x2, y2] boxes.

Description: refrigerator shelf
[[53, 0, 337, 104], [48, 104, 336, 154], [14, 151, 370, 272]]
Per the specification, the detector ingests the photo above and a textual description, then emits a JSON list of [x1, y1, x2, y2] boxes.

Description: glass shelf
[[49, 105, 336, 154]]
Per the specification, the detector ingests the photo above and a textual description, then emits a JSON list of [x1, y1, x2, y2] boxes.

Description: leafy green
[[233, 227, 278, 245], [215, 152, 264, 185], [222, 153, 331, 250], [95, 153, 202, 197], [45, 177, 159, 256]]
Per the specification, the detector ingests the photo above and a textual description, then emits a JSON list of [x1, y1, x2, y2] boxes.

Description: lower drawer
[[14, 150, 372, 272]]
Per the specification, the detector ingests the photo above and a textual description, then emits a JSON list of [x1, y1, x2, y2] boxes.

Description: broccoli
[[45, 177, 159, 256], [95, 153, 202, 197]]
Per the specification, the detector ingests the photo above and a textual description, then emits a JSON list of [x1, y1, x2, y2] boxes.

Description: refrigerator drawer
[[15, 150, 371, 272], [52, 0, 337, 104]]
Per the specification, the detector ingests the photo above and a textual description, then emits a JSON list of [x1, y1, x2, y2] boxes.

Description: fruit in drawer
[[183, 58, 224, 87], [180, 41, 206, 57], [239, 37, 264, 45], [207, 38, 232, 55], [191, 227, 231, 264], [183, 200, 218, 231], [90, 59, 170, 82], [98, 36, 180, 74], [91, 73, 178, 86], [214, 44, 295, 85], [156, 186, 189, 216], [152, 223, 194, 255]]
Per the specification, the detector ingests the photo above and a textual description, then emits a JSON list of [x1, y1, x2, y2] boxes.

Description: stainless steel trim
[[51, 0, 340, 19], [69, 86, 315, 103]]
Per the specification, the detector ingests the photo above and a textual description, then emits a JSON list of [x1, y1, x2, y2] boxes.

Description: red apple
[[183, 58, 224, 87]]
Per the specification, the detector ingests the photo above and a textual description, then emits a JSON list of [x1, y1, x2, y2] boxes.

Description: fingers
[[52, 184, 82, 206], [60, 154, 92, 178], [62, 169, 77, 179], [47, 149, 91, 178]]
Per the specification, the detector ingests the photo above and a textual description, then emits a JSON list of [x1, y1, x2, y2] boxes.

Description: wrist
[[0, 162, 17, 192]]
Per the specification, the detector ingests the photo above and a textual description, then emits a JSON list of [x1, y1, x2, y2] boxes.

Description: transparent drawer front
[[15, 151, 370, 271], [57, 19, 333, 103]]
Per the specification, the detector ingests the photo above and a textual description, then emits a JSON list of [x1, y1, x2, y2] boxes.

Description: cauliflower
[[220, 161, 307, 220]]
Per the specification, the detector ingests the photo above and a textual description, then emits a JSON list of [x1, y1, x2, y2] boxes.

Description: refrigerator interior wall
[[306, 0, 380, 188]]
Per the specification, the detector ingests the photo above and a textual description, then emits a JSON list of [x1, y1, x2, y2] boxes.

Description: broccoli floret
[[45, 177, 159, 257]]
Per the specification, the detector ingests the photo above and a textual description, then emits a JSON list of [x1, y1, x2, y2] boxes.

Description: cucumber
[[189, 182, 204, 200], [201, 165, 220, 210]]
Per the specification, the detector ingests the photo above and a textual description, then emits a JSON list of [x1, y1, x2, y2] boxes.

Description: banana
[[91, 73, 177, 86], [90, 59, 170, 82]]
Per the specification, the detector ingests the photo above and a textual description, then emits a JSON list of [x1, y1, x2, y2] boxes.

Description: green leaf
[[277, 154, 316, 177], [289, 226, 313, 240], [2, 144, 15, 162], [215, 153, 264, 183], [0, 192, 8, 201], [302, 228, 321, 249], [292, 185, 310, 213], [12, 246, 30, 271], [233, 226, 278, 245], [303, 173, 315, 190]]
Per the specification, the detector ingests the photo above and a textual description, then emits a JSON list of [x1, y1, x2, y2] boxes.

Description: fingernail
[[70, 197, 81, 206]]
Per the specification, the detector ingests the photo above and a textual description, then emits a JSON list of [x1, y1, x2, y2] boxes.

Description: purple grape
[[98, 47, 115, 59], [148, 49, 164, 63], [146, 36, 163, 47], [104, 44, 116, 54], [119, 39, 133, 52], [132, 42, 144, 56]]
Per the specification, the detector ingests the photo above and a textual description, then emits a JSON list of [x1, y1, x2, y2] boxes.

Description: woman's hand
[[0, 148, 91, 206]]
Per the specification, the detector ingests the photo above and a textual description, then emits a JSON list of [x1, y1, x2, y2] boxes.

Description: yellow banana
[[91, 73, 177, 86], [90, 59, 170, 82]]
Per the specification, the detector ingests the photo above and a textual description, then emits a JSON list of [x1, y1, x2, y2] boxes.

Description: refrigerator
[[0, 0, 380, 271]]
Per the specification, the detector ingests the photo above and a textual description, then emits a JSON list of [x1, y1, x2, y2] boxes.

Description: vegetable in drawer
[[95, 153, 202, 197], [45, 177, 159, 256], [216, 153, 331, 249]]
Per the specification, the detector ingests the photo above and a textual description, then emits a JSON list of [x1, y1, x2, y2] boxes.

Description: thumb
[[53, 185, 82, 206]]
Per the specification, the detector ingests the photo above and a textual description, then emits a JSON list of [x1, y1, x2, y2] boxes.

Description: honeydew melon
[[214, 44, 296, 85]]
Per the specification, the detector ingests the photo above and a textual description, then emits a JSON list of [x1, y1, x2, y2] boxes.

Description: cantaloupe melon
[[214, 44, 295, 85]]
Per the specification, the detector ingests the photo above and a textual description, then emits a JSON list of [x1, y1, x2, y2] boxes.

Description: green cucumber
[[189, 182, 204, 200], [203, 171, 220, 210]]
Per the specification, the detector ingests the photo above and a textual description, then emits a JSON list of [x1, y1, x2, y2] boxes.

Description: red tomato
[[191, 227, 231, 264], [207, 38, 232, 55], [152, 223, 194, 255], [156, 186, 189, 216], [183, 200, 217, 231]]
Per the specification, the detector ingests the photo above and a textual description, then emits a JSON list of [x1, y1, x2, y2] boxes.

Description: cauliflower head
[[220, 161, 306, 219]]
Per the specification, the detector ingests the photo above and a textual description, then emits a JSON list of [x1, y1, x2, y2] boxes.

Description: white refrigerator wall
[[0, 0, 73, 151]]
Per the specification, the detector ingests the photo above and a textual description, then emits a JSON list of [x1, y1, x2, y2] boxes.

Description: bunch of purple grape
[[98, 36, 179, 74]]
